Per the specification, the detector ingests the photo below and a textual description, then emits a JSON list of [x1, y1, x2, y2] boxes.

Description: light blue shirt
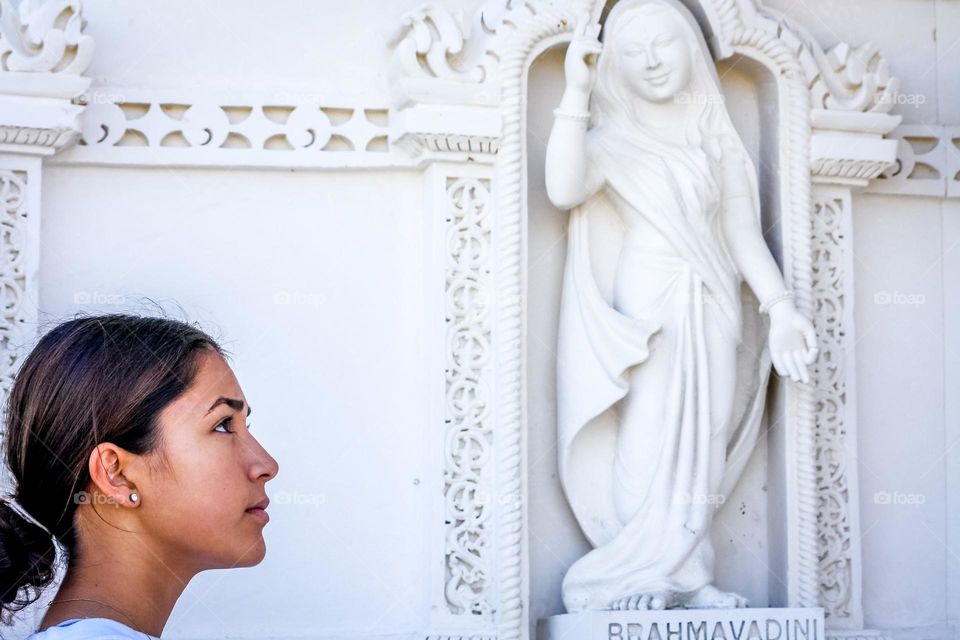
[[26, 618, 159, 640]]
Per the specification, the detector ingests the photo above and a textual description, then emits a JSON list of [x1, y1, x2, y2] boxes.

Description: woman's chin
[[232, 536, 268, 567]]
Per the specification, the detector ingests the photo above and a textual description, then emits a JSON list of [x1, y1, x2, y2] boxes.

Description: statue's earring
[[130, 492, 139, 504]]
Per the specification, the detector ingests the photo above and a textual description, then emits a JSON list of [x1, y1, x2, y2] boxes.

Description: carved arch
[[388, 0, 900, 638]]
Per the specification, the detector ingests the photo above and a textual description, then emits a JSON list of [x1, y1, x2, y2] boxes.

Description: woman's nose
[[248, 437, 280, 481]]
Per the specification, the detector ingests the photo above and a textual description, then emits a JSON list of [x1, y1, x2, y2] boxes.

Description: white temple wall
[[3, 0, 957, 638]]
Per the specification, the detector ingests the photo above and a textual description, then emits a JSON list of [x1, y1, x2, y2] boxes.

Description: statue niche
[[543, 0, 818, 613]]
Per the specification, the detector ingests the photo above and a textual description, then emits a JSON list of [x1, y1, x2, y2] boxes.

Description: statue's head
[[592, 0, 722, 134], [608, 3, 693, 103]]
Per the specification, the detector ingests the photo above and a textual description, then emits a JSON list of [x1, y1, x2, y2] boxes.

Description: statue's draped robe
[[557, 124, 772, 612]]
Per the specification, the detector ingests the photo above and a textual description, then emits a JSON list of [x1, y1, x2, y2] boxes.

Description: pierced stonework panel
[[0, 170, 33, 437], [55, 93, 392, 168], [866, 125, 960, 198], [810, 191, 857, 624], [443, 176, 495, 618]]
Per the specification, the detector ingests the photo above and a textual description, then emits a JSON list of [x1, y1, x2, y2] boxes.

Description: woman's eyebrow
[[205, 397, 252, 416]]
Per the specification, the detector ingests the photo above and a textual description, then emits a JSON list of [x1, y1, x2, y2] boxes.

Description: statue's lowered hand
[[768, 304, 818, 384]]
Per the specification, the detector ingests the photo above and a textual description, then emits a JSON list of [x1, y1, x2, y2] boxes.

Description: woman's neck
[[40, 546, 194, 636]]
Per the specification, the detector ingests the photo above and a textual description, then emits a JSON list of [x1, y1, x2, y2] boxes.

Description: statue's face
[[615, 12, 692, 103]]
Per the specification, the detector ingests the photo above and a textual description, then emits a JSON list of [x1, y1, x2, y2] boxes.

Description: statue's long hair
[[585, 0, 762, 311]]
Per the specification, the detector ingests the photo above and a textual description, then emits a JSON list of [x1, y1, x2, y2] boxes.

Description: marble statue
[[544, 0, 819, 613]]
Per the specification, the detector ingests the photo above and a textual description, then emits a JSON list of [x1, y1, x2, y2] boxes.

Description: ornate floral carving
[[0, 0, 94, 74], [443, 176, 495, 618], [0, 171, 31, 431], [810, 193, 854, 621], [806, 41, 898, 114], [388, 1, 548, 86], [750, 8, 899, 114]]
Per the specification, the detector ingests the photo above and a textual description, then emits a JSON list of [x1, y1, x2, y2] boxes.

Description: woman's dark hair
[[0, 313, 225, 624]]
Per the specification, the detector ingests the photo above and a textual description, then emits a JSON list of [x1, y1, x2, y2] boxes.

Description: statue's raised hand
[[564, 14, 603, 97]]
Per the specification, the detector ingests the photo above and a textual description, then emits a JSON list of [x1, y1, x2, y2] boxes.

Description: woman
[[545, 0, 817, 612], [0, 314, 279, 637]]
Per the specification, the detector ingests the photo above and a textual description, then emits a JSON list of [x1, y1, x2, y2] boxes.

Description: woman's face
[[141, 349, 280, 571], [615, 11, 693, 103]]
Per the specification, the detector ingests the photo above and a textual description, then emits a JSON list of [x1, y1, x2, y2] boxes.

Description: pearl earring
[[130, 493, 139, 504]]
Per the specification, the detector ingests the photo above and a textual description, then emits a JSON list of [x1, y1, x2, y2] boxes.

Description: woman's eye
[[214, 417, 234, 434]]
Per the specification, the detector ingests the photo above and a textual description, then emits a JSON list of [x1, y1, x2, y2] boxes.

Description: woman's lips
[[245, 506, 270, 524], [246, 496, 270, 524]]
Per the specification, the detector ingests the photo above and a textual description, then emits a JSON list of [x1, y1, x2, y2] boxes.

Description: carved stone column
[[0, 0, 93, 430], [805, 42, 901, 635], [389, 57, 504, 639]]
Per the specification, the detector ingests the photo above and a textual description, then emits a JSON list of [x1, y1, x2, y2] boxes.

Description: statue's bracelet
[[758, 290, 796, 315], [553, 107, 591, 122]]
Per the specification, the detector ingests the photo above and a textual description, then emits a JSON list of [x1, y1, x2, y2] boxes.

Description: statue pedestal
[[538, 607, 824, 640]]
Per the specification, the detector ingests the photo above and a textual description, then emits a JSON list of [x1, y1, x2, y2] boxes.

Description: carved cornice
[[386, 1, 540, 160], [746, 8, 903, 185], [387, 1, 545, 100], [0, 0, 93, 155], [0, 124, 75, 148]]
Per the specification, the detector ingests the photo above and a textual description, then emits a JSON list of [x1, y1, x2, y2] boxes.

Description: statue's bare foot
[[682, 583, 749, 609], [609, 590, 678, 610]]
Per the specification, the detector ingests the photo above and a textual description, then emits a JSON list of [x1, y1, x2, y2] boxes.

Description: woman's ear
[[88, 443, 140, 508]]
